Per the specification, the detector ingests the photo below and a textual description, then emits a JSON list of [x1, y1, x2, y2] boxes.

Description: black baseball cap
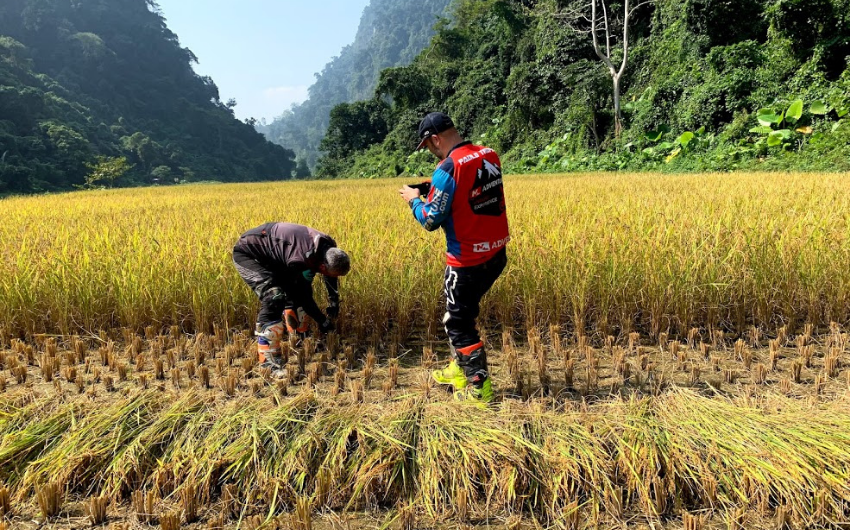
[[416, 112, 455, 150]]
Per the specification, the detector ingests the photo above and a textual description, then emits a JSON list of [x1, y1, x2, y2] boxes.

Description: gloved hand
[[326, 304, 340, 319], [319, 318, 335, 334]]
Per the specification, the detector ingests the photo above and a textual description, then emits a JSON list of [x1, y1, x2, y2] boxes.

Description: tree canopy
[[317, 0, 850, 177]]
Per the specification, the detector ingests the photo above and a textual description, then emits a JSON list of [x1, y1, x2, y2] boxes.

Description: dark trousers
[[233, 246, 301, 327], [443, 248, 507, 383]]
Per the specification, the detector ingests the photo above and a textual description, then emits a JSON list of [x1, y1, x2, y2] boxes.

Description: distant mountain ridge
[[259, 0, 453, 171]]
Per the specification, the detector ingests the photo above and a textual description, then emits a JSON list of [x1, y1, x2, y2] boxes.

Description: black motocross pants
[[443, 248, 507, 382], [232, 246, 307, 327]]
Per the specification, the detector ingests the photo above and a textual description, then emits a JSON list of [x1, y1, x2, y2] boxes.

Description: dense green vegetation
[[318, 0, 850, 177], [259, 0, 453, 171], [0, 0, 296, 194]]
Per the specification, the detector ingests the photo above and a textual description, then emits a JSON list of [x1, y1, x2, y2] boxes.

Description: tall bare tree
[[567, 0, 653, 138]]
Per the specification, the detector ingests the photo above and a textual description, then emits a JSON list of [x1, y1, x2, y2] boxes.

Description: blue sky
[[155, 0, 371, 123]]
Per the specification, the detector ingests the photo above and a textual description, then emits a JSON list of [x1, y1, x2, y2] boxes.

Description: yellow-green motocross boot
[[454, 377, 494, 406], [431, 359, 468, 390]]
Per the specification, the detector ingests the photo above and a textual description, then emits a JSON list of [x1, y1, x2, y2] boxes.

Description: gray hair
[[324, 247, 351, 275]]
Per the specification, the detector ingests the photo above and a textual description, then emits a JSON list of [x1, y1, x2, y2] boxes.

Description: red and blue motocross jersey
[[410, 142, 510, 267]]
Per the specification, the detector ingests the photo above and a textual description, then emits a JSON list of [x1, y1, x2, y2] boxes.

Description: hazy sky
[[155, 0, 372, 123]]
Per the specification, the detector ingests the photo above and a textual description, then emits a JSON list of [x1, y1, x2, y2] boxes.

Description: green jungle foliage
[[259, 0, 453, 171], [317, 0, 850, 177], [0, 0, 296, 194]]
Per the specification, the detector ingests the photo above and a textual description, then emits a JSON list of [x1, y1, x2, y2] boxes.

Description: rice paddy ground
[[0, 326, 848, 529]]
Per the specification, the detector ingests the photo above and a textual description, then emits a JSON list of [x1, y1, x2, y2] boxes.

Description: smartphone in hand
[[408, 182, 431, 196]]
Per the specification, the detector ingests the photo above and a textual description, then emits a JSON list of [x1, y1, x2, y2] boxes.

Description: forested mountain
[[259, 0, 453, 172], [318, 0, 850, 177], [0, 0, 296, 194]]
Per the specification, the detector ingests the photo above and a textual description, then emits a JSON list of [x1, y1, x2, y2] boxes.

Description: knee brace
[[256, 321, 285, 363]]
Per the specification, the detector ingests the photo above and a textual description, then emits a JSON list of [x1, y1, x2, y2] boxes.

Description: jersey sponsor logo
[[473, 236, 510, 253], [424, 189, 451, 230], [468, 159, 504, 217]]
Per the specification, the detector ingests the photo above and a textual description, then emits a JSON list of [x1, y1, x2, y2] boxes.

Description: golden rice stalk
[[577, 335, 588, 358], [224, 345, 237, 367], [223, 371, 237, 397], [690, 365, 701, 386], [564, 358, 575, 389], [418, 371, 432, 399], [389, 359, 399, 389], [307, 364, 319, 387], [628, 332, 640, 353], [753, 364, 768, 385], [200, 365, 210, 388], [824, 350, 840, 378], [132, 336, 143, 357], [116, 362, 127, 381], [350, 380, 364, 403], [560, 500, 580, 530], [159, 511, 180, 530], [658, 332, 668, 353], [243, 515, 264, 530], [683, 512, 705, 530], [87, 493, 109, 525], [294, 496, 312, 530], [24, 344, 35, 366], [13, 366, 26, 384], [181, 481, 198, 523], [800, 344, 815, 368], [791, 361, 803, 383], [317, 352, 329, 377], [0, 485, 11, 517], [193, 347, 205, 367], [132, 489, 156, 524], [222, 483, 239, 520], [506, 343, 519, 386], [814, 372, 826, 395], [36, 481, 63, 519], [421, 345, 435, 368], [363, 364, 374, 389], [39, 354, 55, 382], [297, 347, 307, 376], [775, 505, 793, 530]]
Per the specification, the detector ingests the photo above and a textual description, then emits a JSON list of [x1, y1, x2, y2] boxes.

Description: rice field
[[3, 172, 850, 337], [1, 173, 850, 528]]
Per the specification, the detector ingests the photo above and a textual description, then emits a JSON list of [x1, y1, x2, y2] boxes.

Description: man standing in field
[[232, 223, 350, 374], [399, 112, 509, 404]]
